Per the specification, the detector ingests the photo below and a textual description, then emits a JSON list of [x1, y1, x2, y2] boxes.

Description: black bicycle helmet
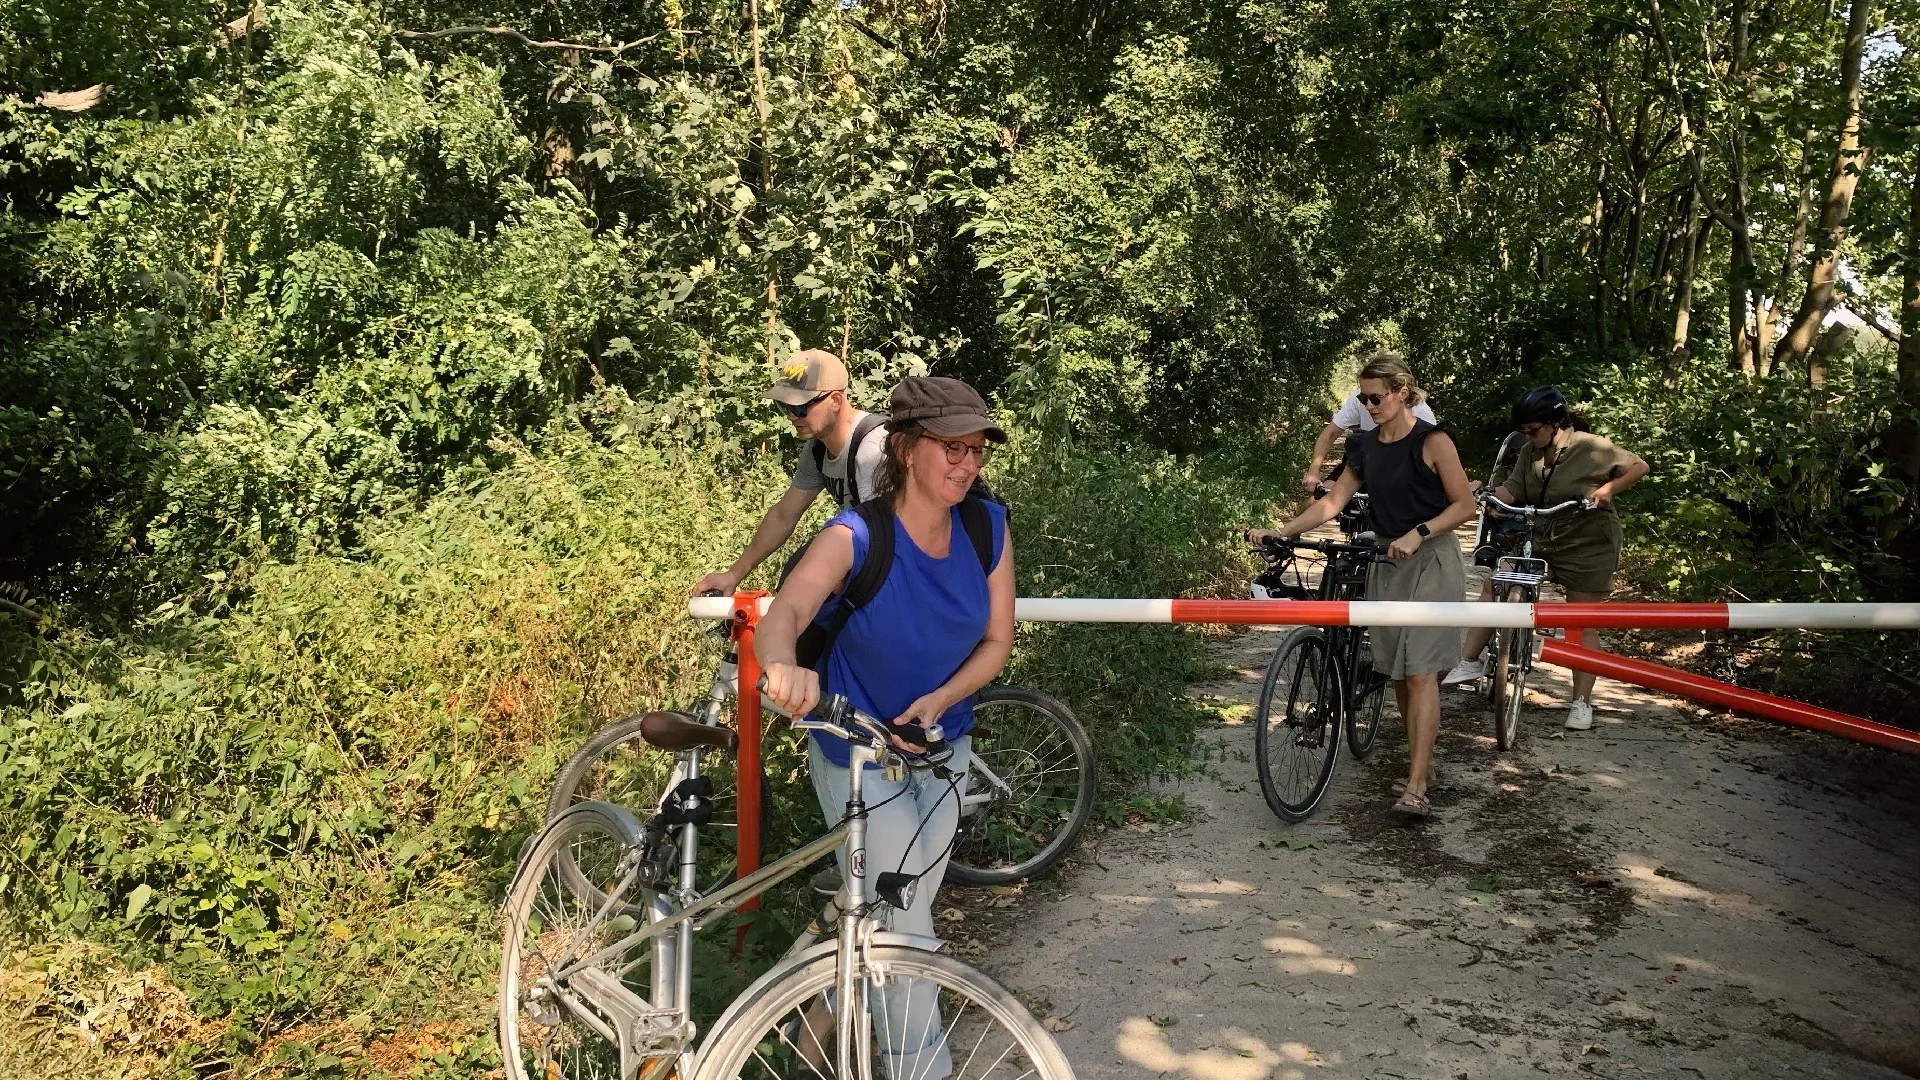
[[1512, 385, 1571, 428]]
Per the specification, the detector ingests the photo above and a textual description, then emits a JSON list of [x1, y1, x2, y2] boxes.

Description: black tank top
[[1349, 419, 1452, 540]]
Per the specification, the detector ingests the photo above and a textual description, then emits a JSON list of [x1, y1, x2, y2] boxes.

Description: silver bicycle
[[1467, 492, 1591, 749], [499, 690, 1077, 1080], [547, 616, 1096, 888]]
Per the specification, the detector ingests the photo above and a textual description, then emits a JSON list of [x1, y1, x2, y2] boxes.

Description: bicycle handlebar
[[1248, 532, 1379, 557], [754, 676, 953, 765], [1478, 493, 1592, 517]]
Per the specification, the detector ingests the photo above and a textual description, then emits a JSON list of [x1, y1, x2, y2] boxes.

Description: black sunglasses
[[779, 392, 834, 418], [1356, 390, 1399, 406]]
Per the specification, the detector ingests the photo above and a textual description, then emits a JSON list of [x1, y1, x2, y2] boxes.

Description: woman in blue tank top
[[758, 376, 1015, 1079]]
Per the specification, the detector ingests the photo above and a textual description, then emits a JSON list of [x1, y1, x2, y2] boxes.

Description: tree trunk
[[1726, 0, 1756, 376], [1666, 166, 1705, 383], [1758, 128, 1820, 376], [1882, 161, 1920, 558], [750, 0, 779, 364], [1771, 0, 1874, 372]]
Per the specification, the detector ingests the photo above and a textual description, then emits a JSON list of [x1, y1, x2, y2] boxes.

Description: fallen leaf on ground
[[1577, 874, 1614, 888], [1043, 1016, 1075, 1033]]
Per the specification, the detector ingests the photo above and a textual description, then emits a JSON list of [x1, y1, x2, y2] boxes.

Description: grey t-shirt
[[792, 410, 888, 508]]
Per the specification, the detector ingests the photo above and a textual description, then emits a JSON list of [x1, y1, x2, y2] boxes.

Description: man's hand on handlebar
[[1243, 527, 1286, 548], [1298, 470, 1321, 496], [693, 570, 741, 598], [761, 661, 820, 720]]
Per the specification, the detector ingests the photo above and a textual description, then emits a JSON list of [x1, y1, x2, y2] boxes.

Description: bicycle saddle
[[639, 711, 740, 753]]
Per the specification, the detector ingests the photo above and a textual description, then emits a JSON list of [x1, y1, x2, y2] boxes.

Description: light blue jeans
[[810, 734, 972, 1080]]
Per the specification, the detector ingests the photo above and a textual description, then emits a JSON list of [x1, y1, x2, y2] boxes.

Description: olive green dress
[[1489, 430, 1642, 594]]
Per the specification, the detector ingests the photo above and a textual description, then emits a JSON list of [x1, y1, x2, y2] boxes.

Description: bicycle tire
[[948, 686, 1098, 887], [1498, 630, 1530, 751], [547, 710, 774, 895], [1490, 589, 1531, 751], [499, 801, 665, 1080], [1254, 627, 1343, 822], [1347, 632, 1386, 758], [691, 946, 1074, 1080]]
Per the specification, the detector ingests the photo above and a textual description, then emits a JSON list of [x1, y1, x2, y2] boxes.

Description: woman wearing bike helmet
[[1251, 353, 1476, 817], [759, 376, 1014, 1078], [1444, 386, 1649, 731]]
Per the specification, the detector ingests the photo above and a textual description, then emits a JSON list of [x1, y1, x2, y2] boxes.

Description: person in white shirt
[[692, 349, 890, 596], [1300, 388, 1437, 494]]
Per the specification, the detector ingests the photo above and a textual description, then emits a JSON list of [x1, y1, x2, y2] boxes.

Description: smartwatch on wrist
[[1414, 522, 1431, 538]]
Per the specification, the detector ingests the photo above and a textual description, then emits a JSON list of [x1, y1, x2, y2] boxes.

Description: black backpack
[[793, 495, 998, 670], [811, 412, 892, 508]]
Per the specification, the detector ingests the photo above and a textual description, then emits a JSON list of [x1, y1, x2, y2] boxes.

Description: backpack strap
[[959, 495, 994, 575], [843, 412, 890, 508], [794, 500, 897, 670]]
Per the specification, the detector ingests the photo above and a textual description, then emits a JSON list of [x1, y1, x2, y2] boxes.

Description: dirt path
[[986, 554, 1920, 1079]]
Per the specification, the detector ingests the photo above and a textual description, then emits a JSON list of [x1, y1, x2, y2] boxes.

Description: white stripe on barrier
[[1725, 603, 1920, 630], [1012, 598, 1174, 623]]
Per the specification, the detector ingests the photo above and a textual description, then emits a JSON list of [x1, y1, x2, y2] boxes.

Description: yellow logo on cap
[[781, 357, 809, 380]]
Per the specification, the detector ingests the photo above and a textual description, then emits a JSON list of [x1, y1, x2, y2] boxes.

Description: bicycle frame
[[534, 706, 950, 1080]]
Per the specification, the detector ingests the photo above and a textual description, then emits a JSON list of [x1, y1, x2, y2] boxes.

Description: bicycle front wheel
[[948, 686, 1098, 887], [499, 801, 669, 1080], [1254, 627, 1343, 822], [1496, 628, 1531, 751], [692, 946, 1074, 1080]]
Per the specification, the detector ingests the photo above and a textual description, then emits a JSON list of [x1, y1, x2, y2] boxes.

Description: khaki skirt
[[1537, 512, 1623, 595], [1366, 536, 1466, 679]]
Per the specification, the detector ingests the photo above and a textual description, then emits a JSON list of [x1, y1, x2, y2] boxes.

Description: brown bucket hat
[[887, 377, 1007, 442]]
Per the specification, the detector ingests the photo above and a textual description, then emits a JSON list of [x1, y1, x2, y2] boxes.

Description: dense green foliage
[[4, 0, 1919, 1070]]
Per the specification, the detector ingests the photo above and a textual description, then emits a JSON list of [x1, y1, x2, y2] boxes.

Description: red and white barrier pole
[[689, 596, 1920, 630], [1541, 638, 1920, 755]]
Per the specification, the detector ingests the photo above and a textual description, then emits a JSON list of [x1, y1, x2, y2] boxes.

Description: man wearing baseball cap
[[693, 349, 893, 596]]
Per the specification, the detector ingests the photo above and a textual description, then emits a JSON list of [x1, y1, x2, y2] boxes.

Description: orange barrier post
[[731, 590, 770, 951], [1539, 638, 1920, 755]]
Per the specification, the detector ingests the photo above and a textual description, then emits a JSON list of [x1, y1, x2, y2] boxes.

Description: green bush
[[0, 421, 1251, 1073]]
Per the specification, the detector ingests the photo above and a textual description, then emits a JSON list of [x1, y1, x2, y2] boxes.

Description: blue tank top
[[810, 500, 1007, 767]]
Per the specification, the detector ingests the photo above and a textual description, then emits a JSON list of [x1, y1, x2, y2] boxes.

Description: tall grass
[[0, 423, 1260, 1076]]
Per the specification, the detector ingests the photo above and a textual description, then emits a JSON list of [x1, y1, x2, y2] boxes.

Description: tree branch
[[396, 25, 668, 54]]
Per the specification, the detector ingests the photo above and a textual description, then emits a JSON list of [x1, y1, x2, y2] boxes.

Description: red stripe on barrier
[[1549, 603, 1730, 629], [731, 590, 770, 951], [1171, 600, 1353, 625], [1539, 639, 1920, 755]]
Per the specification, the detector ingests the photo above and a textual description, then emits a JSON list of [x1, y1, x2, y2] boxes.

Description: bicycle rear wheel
[[948, 686, 1097, 887], [548, 710, 772, 895], [500, 801, 672, 1080], [691, 946, 1073, 1080], [1347, 632, 1387, 758], [1254, 627, 1343, 822]]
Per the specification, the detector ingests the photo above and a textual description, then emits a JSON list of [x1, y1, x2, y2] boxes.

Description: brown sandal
[[1391, 765, 1440, 795], [1391, 790, 1432, 818]]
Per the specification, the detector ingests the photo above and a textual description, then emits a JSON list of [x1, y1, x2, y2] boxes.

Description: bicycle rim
[[692, 947, 1073, 1080], [1347, 633, 1385, 758], [500, 802, 667, 1080], [1489, 629, 1519, 750], [1254, 628, 1341, 822], [1500, 632, 1530, 750], [948, 687, 1097, 887]]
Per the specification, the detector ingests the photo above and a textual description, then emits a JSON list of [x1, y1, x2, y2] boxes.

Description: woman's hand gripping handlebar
[[755, 675, 954, 767]]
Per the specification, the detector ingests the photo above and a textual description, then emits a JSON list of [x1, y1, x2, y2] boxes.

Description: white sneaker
[[1442, 658, 1484, 687], [1565, 700, 1595, 731]]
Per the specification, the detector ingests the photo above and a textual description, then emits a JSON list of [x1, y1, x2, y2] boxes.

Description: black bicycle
[[1248, 531, 1389, 821], [1467, 492, 1590, 749]]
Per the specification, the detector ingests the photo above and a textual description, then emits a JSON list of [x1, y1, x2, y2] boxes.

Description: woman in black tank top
[[1247, 354, 1475, 818]]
